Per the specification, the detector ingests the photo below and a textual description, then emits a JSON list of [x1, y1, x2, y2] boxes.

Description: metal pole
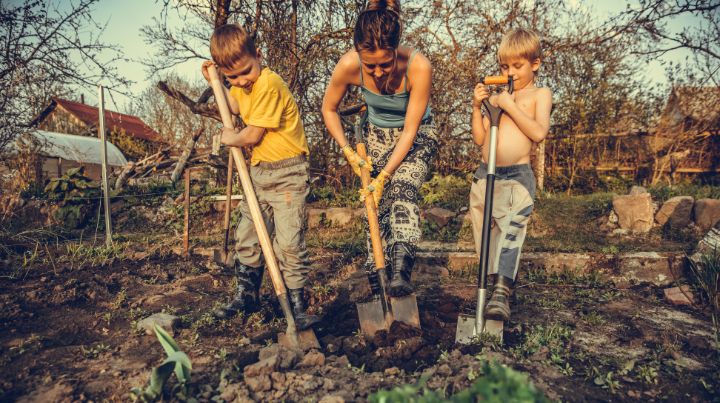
[[98, 85, 112, 247], [184, 168, 190, 258]]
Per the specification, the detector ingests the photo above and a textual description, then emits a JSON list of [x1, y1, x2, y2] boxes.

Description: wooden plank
[[594, 166, 720, 173]]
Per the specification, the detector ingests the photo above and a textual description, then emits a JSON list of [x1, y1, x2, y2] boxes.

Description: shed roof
[[21, 130, 128, 166], [661, 86, 720, 129], [30, 97, 164, 143]]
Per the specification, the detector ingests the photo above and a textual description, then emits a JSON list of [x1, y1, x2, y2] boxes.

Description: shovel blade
[[213, 249, 232, 267], [356, 298, 388, 338], [390, 294, 420, 329], [455, 314, 504, 344], [278, 329, 320, 351]]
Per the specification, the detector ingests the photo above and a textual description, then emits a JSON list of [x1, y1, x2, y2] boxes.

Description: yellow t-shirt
[[229, 67, 309, 165]]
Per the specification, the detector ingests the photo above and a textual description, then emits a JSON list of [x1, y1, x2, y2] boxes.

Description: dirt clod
[[298, 349, 325, 367], [245, 374, 272, 392]]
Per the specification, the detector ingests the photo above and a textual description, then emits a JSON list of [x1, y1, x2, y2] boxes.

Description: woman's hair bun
[[365, 0, 401, 15]]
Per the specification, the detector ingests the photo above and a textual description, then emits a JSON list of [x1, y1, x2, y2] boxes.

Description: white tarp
[[22, 130, 128, 166]]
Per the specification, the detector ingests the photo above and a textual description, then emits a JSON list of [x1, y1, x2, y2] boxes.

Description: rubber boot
[[289, 288, 321, 330], [364, 261, 384, 297], [213, 263, 263, 319], [485, 275, 513, 321], [388, 242, 415, 297]]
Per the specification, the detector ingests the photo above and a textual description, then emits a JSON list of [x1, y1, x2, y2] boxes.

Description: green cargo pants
[[233, 154, 310, 289]]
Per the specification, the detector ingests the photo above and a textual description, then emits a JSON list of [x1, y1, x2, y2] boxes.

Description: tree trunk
[[171, 128, 205, 183]]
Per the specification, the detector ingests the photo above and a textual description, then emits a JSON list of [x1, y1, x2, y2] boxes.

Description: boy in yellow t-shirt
[[201, 24, 317, 330]]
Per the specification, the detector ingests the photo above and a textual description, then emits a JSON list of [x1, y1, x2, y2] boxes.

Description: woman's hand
[[359, 169, 391, 206], [342, 145, 373, 177]]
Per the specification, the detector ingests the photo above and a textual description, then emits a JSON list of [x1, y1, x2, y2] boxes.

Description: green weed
[[369, 361, 549, 402], [81, 343, 111, 359], [131, 325, 192, 402]]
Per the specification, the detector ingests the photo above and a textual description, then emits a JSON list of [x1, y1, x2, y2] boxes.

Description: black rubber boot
[[388, 242, 415, 297], [485, 275, 513, 321], [288, 288, 321, 330], [213, 263, 264, 319], [364, 261, 383, 297]]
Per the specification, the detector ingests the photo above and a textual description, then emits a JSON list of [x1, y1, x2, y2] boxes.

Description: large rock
[[422, 207, 456, 227], [612, 193, 654, 233], [655, 196, 694, 227], [693, 199, 720, 231]]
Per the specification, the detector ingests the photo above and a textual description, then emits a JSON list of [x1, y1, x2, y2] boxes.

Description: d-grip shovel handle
[[481, 76, 514, 127], [477, 75, 514, 278]]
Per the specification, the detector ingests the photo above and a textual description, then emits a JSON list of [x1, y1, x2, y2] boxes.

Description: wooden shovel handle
[[223, 153, 233, 254], [356, 143, 385, 270], [208, 65, 287, 296]]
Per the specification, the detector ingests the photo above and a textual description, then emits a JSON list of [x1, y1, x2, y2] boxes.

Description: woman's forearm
[[322, 108, 350, 148], [383, 128, 417, 174]]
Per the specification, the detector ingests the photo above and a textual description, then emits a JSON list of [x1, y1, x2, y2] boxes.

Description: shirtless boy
[[469, 28, 553, 321]]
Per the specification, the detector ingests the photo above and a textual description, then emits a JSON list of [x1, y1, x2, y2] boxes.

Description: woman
[[321, 0, 437, 298]]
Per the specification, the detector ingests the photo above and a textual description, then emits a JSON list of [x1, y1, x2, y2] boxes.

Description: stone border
[[415, 249, 685, 288]]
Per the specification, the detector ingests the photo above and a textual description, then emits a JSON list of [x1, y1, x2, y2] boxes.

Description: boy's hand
[[342, 144, 373, 177], [359, 169, 390, 206], [220, 127, 239, 147], [472, 83, 489, 109], [496, 90, 516, 110], [201, 60, 216, 83]]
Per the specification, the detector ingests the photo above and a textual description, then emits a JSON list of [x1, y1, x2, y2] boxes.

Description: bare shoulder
[[533, 87, 552, 102], [408, 50, 432, 74], [334, 50, 362, 84]]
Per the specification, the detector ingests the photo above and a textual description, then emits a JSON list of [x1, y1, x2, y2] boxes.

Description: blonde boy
[[201, 24, 318, 329], [469, 28, 552, 321]]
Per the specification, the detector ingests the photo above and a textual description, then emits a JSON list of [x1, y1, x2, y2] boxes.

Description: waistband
[[366, 115, 434, 129], [473, 162, 534, 181], [255, 154, 307, 169]]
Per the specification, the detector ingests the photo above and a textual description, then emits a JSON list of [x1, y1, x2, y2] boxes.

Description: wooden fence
[[533, 130, 720, 191]]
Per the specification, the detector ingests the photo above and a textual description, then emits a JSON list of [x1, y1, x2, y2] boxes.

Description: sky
[[15, 0, 700, 113]]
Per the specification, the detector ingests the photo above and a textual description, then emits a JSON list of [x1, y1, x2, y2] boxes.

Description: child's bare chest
[[513, 91, 536, 117]]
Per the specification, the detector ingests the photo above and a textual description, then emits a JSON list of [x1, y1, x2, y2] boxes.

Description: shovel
[[347, 109, 420, 338], [213, 152, 234, 268], [208, 65, 320, 351], [456, 75, 514, 344]]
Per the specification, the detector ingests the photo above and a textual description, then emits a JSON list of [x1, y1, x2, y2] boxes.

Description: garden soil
[[0, 238, 718, 402]]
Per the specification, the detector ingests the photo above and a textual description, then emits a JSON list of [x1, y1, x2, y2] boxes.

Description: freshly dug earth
[[0, 237, 718, 402]]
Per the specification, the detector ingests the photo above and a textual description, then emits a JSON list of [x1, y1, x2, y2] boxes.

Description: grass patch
[[525, 191, 698, 253], [306, 217, 365, 263]]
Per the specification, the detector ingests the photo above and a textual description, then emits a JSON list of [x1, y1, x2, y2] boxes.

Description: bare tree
[[604, 0, 720, 84], [0, 0, 129, 154], [130, 73, 216, 149], [139, 0, 713, 192]]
